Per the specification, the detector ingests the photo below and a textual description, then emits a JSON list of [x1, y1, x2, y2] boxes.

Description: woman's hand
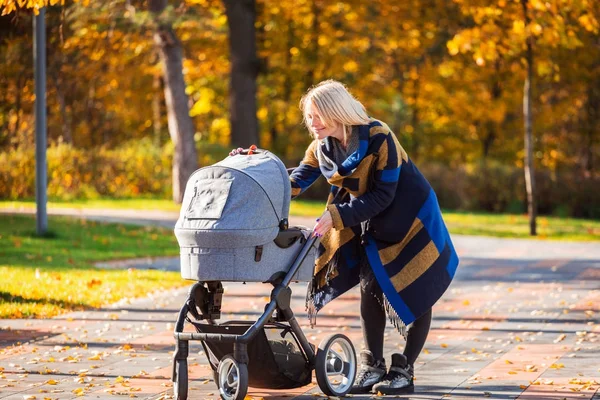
[[229, 147, 244, 156], [229, 145, 257, 156], [313, 210, 333, 238]]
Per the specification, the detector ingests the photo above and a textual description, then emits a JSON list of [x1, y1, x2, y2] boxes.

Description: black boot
[[349, 350, 386, 394], [372, 353, 414, 395]]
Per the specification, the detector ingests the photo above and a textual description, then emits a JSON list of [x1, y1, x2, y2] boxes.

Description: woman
[[230, 80, 458, 394], [288, 80, 458, 395]]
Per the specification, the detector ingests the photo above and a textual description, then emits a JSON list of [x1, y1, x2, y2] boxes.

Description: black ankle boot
[[350, 350, 386, 394], [372, 353, 414, 395]]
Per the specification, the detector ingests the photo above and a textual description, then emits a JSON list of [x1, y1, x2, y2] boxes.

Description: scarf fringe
[[305, 276, 318, 328], [306, 298, 317, 328], [381, 292, 408, 340], [308, 279, 409, 340]]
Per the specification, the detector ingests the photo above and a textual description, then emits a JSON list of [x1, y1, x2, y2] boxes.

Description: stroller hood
[[175, 149, 291, 249]]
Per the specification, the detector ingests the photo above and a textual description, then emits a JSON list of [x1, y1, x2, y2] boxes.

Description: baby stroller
[[172, 148, 357, 400]]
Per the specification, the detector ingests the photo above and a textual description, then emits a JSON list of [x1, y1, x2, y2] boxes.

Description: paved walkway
[[1, 208, 599, 399]]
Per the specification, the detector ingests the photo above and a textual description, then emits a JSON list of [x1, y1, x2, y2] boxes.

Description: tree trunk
[[53, 70, 72, 144], [482, 63, 502, 159], [224, 0, 259, 148], [152, 71, 163, 147], [521, 0, 537, 236], [583, 74, 599, 176], [11, 73, 24, 139], [149, 0, 198, 204], [411, 70, 420, 159], [86, 83, 97, 147]]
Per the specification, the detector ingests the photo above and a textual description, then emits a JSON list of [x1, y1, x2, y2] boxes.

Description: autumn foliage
[[0, 0, 598, 216]]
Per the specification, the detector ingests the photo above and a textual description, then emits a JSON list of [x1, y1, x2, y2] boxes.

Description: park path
[[0, 207, 599, 399]]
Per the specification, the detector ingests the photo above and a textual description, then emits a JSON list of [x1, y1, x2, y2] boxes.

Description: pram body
[[172, 148, 357, 400]]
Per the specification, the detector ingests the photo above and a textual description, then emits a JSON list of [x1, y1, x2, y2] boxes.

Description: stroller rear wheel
[[173, 359, 188, 400], [315, 334, 356, 396], [217, 354, 248, 400]]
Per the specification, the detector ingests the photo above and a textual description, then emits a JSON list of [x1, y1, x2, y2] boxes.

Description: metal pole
[[34, 8, 48, 235]]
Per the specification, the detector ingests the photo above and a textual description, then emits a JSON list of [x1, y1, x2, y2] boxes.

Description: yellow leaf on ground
[[553, 334, 567, 343]]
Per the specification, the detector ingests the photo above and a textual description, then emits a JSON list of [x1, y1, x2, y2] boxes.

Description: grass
[[2, 197, 600, 241], [0, 198, 181, 212], [288, 200, 600, 241], [0, 198, 598, 318], [0, 214, 184, 319], [441, 210, 600, 241]]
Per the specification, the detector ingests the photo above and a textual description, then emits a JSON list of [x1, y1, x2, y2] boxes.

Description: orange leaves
[[1, 0, 66, 16], [86, 279, 102, 289], [578, 14, 599, 33]]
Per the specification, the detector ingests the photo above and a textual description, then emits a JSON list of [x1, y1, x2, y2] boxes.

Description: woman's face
[[306, 102, 343, 141]]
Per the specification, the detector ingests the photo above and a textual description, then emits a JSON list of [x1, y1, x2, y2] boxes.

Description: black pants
[[360, 261, 432, 366]]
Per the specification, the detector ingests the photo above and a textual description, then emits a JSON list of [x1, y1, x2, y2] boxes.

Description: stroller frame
[[172, 235, 356, 400]]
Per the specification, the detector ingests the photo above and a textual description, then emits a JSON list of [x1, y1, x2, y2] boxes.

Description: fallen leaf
[[553, 334, 567, 343], [525, 365, 538, 372]]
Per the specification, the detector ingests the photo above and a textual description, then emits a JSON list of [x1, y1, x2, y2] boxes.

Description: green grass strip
[[0, 214, 184, 319], [2, 198, 599, 241]]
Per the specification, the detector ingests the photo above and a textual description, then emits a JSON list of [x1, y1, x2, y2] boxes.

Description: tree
[[149, 0, 197, 203], [2, 0, 199, 204], [521, 0, 537, 235], [223, 0, 259, 148], [446, 0, 596, 234]]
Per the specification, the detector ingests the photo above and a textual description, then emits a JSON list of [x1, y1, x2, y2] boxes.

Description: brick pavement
[[1, 211, 599, 399]]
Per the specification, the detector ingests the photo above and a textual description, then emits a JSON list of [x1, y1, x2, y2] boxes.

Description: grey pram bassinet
[[174, 149, 316, 282]]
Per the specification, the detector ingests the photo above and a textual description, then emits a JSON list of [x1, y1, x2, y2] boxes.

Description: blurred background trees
[[0, 0, 599, 221]]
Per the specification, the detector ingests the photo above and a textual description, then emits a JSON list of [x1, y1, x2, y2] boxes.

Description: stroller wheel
[[315, 334, 356, 396], [217, 355, 248, 400], [173, 359, 188, 400]]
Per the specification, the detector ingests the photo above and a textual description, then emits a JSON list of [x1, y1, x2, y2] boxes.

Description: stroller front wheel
[[173, 359, 188, 400], [315, 333, 357, 396], [217, 354, 248, 400]]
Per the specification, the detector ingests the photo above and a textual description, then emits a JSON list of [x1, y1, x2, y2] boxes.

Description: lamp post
[[34, 7, 47, 235]]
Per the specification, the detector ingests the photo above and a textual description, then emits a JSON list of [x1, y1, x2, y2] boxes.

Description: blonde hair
[[300, 80, 370, 139]]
